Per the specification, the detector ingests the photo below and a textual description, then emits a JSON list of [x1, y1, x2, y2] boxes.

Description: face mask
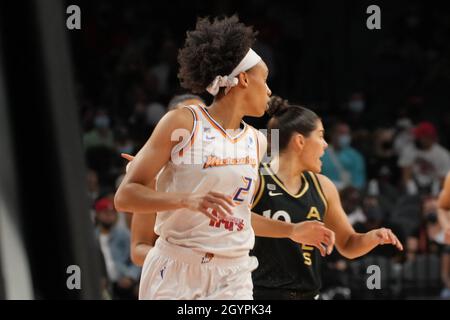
[[99, 220, 115, 230], [414, 139, 426, 150], [94, 115, 110, 129], [348, 99, 365, 113], [338, 134, 352, 148], [425, 212, 438, 224], [381, 140, 393, 151]]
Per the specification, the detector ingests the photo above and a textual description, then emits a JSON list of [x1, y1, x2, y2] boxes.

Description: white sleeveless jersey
[[155, 104, 261, 258]]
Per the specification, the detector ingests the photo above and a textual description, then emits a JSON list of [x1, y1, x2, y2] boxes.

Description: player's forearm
[[251, 212, 293, 238], [131, 243, 153, 266], [115, 182, 186, 213], [339, 232, 379, 259]]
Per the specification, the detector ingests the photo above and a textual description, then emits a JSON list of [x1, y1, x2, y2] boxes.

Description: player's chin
[[310, 161, 322, 174], [248, 106, 265, 117], [257, 105, 267, 117]]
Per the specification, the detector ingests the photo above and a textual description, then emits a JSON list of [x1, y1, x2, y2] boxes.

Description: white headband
[[206, 49, 262, 96]]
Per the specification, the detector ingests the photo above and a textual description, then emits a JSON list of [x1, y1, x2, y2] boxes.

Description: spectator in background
[[340, 187, 389, 236], [366, 128, 401, 215], [346, 92, 367, 130], [393, 116, 414, 156], [340, 187, 366, 226], [83, 109, 114, 149], [128, 87, 153, 145], [407, 197, 443, 256], [94, 197, 141, 299], [340, 185, 406, 260], [148, 39, 179, 96], [145, 102, 167, 128], [167, 93, 205, 111], [398, 121, 450, 196], [86, 169, 100, 205], [321, 122, 366, 190], [370, 128, 400, 185], [114, 126, 135, 156]]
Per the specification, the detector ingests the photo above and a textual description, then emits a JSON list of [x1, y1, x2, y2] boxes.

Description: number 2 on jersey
[[232, 177, 253, 203]]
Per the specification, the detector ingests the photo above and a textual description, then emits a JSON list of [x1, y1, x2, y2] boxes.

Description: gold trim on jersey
[[308, 172, 328, 215], [251, 173, 265, 209], [198, 105, 249, 143], [262, 163, 309, 198]]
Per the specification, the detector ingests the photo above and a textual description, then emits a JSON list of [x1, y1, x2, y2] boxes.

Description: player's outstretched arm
[[318, 174, 403, 259]]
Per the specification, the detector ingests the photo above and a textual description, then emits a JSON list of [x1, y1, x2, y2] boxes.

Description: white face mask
[[433, 230, 445, 244], [94, 115, 110, 129], [348, 99, 365, 113], [338, 134, 352, 148]]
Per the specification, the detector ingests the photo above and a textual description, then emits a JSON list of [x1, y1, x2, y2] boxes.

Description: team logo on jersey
[[160, 265, 167, 279], [247, 136, 254, 148], [209, 212, 245, 232], [267, 183, 276, 191], [268, 191, 283, 196], [203, 155, 258, 169], [202, 127, 216, 142]]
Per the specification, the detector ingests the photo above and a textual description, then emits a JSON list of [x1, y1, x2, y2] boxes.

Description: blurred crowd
[[70, 1, 450, 299]]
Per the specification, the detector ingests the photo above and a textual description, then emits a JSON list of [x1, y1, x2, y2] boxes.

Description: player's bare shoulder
[[315, 174, 334, 193], [161, 106, 196, 133]]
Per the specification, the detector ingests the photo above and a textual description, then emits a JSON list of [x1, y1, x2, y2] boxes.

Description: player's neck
[[270, 154, 304, 192], [208, 97, 244, 131]]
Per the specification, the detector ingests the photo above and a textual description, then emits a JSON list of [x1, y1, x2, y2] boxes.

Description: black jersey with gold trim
[[250, 163, 328, 293]]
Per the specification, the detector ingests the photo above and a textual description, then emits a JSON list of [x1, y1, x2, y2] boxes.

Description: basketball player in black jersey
[[251, 97, 403, 300]]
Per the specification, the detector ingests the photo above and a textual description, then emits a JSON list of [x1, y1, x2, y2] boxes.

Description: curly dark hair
[[178, 15, 258, 94]]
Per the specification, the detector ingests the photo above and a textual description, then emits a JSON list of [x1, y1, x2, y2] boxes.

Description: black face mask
[[381, 141, 393, 151], [414, 139, 426, 150], [98, 221, 115, 230], [426, 212, 438, 224]]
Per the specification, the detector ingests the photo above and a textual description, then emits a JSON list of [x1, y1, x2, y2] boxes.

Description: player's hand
[[289, 221, 335, 257], [369, 228, 404, 251], [121, 153, 134, 162], [183, 192, 236, 222]]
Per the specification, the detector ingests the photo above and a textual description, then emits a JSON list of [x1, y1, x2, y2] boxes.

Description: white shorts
[[139, 238, 258, 300]]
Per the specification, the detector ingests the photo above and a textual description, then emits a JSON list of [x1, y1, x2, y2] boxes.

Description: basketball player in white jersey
[[127, 94, 205, 267], [115, 15, 335, 300]]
